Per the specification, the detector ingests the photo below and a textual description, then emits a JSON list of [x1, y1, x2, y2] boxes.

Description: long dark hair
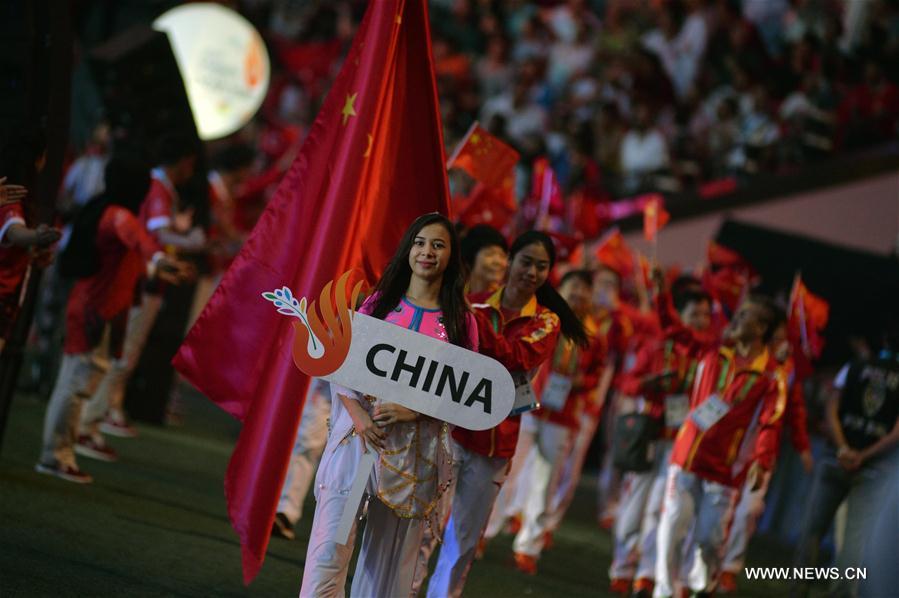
[[59, 153, 150, 278], [369, 213, 471, 349], [509, 231, 588, 347]]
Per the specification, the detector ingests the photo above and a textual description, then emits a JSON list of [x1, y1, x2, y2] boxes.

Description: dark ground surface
[[1, 390, 817, 597]]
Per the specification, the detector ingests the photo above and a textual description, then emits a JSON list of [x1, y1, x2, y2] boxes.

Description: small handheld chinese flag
[[642, 194, 670, 242], [788, 273, 829, 360], [594, 228, 635, 277], [449, 123, 519, 230]]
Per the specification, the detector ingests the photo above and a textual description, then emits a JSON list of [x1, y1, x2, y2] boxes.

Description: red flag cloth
[[594, 228, 634, 277], [173, 0, 451, 583], [707, 240, 753, 272], [529, 156, 564, 221], [450, 123, 519, 189], [456, 177, 517, 231], [788, 275, 829, 360], [642, 194, 670, 241]]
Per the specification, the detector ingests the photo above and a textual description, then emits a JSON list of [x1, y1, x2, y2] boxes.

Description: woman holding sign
[[427, 230, 588, 598], [299, 213, 478, 598]]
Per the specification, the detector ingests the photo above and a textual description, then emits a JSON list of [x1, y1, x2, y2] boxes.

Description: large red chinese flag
[[173, 0, 450, 583]]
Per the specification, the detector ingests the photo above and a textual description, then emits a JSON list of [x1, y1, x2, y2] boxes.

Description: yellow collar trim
[[486, 287, 538, 318]]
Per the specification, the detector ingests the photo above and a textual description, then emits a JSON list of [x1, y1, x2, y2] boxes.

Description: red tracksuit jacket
[[670, 346, 785, 487], [531, 312, 606, 430], [452, 287, 561, 459]]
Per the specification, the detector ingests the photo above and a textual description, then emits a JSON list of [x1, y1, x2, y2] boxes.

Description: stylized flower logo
[[263, 270, 363, 376]]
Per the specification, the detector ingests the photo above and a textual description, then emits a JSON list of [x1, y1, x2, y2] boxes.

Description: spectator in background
[[475, 35, 513, 100], [839, 60, 899, 148], [641, 0, 708, 101], [707, 95, 742, 176], [59, 120, 110, 218], [619, 102, 669, 193], [794, 331, 899, 598], [547, 21, 595, 91], [511, 14, 550, 64], [480, 76, 548, 146]]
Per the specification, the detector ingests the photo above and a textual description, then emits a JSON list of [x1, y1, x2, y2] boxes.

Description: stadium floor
[[1, 391, 819, 597]]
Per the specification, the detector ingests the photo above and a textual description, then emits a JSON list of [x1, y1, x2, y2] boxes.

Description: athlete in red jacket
[[655, 295, 784, 597]]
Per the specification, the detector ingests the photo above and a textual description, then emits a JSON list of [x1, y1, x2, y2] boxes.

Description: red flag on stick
[[173, 0, 451, 583], [788, 273, 829, 360], [594, 228, 635, 277], [642, 194, 670, 242], [449, 123, 519, 231], [449, 122, 519, 189]]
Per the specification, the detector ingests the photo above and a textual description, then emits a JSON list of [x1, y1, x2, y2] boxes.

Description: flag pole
[[446, 120, 479, 168]]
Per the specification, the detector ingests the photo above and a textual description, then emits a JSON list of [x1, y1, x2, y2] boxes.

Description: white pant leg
[[350, 498, 425, 598], [635, 440, 673, 581], [299, 489, 360, 598], [484, 414, 534, 539], [278, 383, 331, 524], [427, 443, 508, 598], [513, 420, 573, 557], [546, 411, 600, 532], [40, 353, 99, 467], [685, 478, 737, 594], [85, 294, 163, 424], [610, 469, 655, 580], [721, 469, 770, 574], [653, 465, 701, 598]]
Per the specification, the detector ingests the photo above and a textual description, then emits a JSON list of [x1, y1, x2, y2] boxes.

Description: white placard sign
[[322, 313, 514, 430], [265, 279, 517, 544], [154, 3, 270, 140]]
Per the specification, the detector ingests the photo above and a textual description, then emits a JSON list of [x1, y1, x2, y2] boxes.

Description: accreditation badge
[[690, 393, 730, 431], [541, 373, 573, 412], [664, 394, 690, 428], [511, 371, 538, 414]]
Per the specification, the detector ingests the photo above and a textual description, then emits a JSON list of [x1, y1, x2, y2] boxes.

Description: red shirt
[[670, 347, 785, 487], [452, 287, 561, 459], [138, 170, 176, 239], [0, 201, 29, 298], [65, 206, 160, 356]]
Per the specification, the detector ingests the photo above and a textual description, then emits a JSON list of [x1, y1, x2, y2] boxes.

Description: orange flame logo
[[263, 271, 363, 377]]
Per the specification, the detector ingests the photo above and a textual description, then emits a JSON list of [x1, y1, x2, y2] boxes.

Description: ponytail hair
[[509, 231, 589, 347]]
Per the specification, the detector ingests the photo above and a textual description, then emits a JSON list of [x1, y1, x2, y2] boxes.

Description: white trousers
[[654, 465, 736, 597], [299, 488, 360, 598], [721, 468, 772, 574], [82, 293, 162, 431], [483, 413, 536, 539], [512, 419, 574, 557], [40, 352, 106, 467], [427, 441, 509, 598], [545, 410, 600, 532], [635, 440, 673, 581], [278, 381, 331, 524], [350, 497, 426, 598], [610, 439, 672, 581]]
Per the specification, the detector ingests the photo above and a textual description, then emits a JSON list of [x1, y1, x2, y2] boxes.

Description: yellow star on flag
[[341, 92, 358, 125]]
